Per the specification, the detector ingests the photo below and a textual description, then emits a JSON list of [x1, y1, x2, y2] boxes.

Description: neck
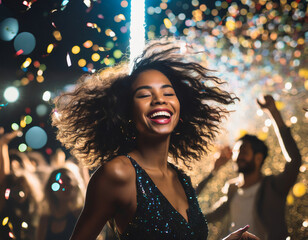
[[241, 170, 262, 188], [130, 134, 170, 171]]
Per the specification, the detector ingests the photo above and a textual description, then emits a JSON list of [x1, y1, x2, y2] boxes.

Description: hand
[[256, 95, 277, 112], [223, 225, 260, 240], [0, 127, 22, 145], [50, 148, 66, 167], [214, 146, 232, 171]]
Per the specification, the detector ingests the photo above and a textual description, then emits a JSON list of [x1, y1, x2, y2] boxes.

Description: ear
[[254, 153, 264, 169]]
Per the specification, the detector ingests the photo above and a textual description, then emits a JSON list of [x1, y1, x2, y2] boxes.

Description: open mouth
[[147, 110, 173, 124], [148, 110, 171, 119]]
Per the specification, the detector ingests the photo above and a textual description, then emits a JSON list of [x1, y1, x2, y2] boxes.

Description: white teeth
[[149, 111, 171, 118]]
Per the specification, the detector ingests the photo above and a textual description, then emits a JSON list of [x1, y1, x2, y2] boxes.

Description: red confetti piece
[[15, 49, 24, 56], [5, 188, 10, 200]]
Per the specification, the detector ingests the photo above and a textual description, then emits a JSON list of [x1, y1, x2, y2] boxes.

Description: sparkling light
[[18, 143, 27, 152], [4, 86, 19, 103], [21, 222, 28, 229], [51, 182, 60, 191], [11, 123, 19, 131], [290, 116, 297, 124], [257, 109, 264, 116], [42, 91, 51, 102], [2, 217, 9, 226]]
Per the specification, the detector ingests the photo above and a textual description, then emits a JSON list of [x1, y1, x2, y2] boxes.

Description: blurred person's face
[[131, 69, 180, 138], [233, 140, 257, 174], [51, 170, 78, 200], [6, 178, 30, 205]]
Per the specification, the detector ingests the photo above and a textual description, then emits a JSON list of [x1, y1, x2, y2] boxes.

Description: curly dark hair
[[52, 40, 238, 169]]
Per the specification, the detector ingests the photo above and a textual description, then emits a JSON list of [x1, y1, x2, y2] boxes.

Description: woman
[[36, 167, 85, 240], [52, 40, 259, 240]]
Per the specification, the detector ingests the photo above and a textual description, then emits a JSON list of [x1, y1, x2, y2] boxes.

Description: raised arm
[[257, 95, 302, 195], [196, 146, 232, 196], [0, 128, 22, 182], [70, 156, 135, 240]]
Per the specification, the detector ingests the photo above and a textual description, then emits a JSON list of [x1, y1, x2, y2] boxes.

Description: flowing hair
[[52, 40, 238, 169]]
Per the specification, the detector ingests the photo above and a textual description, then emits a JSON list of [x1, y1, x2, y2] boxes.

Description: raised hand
[[0, 127, 22, 145], [256, 95, 277, 112], [223, 225, 260, 240], [214, 146, 232, 172]]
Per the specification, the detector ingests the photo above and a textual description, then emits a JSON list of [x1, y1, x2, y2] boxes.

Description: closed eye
[[136, 94, 151, 98]]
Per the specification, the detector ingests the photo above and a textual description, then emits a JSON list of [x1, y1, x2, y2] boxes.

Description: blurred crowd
[[0, 127, 116, 240]]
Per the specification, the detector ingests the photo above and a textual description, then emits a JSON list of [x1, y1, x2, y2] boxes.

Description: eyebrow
[[133, 84, 174, 95]]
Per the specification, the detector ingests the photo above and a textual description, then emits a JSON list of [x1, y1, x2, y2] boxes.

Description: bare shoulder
[[89, 155, 135, 189]]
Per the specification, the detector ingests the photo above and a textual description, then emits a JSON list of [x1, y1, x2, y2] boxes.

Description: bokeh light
[[13, 32, 36, 55], [18, 143, 27, 152], [11, 123, 19, 131], [25, 126, 47, 149], [4, 87, 19, 103], [72, 45, 80, 54], [42, 91, 51, 102], [51, 182, 60, 191], [36, 104, 48, 117], [0, 18, 19, 41]]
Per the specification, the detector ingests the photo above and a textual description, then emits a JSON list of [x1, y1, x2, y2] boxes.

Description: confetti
[[66, 52, 71, 67]]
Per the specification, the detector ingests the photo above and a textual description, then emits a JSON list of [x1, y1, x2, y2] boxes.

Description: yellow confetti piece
[[163, 18, 172, 29], [22, 58, 32, 68], [20, 120, 26, 128], [53, 30, 62, 41], [275, 101, 285, 111], [8, 222, 13, 230], [47, 44, 54, 54], [2, 217, 9, 226]]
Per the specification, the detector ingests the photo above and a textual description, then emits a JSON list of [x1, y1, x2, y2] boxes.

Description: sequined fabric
[[118, 155, 208, 240]]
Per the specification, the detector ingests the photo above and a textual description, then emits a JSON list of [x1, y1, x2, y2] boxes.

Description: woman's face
[[131, 69, 180, 138]]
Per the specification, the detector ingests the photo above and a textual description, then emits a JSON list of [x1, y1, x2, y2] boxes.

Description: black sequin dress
[[117, 155, 208, 240]]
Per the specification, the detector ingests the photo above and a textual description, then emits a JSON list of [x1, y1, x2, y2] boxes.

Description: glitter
[[2, 217, 9, 226], [21, 221, 28, 229]]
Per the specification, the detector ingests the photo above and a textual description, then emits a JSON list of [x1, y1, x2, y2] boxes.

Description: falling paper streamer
[[66, 52, 72, 67], [61, 0, 70, 10]]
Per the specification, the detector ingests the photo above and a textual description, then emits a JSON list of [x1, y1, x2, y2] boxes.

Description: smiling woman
[[51, 40, 259, 240]]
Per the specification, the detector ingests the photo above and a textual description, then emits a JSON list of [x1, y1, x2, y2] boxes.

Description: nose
[[151, 92, 166, 105]]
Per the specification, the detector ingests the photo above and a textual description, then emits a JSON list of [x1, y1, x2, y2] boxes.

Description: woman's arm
[[70, 156, 135, 240]]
